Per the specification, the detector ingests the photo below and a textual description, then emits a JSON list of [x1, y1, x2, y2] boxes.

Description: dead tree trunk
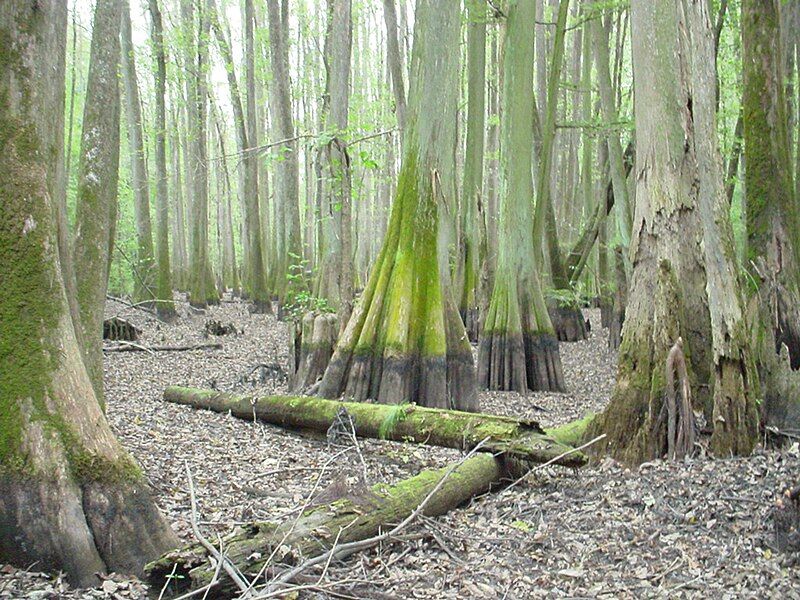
[[163, 387, 586, 466], [145, 453, 513, 598]]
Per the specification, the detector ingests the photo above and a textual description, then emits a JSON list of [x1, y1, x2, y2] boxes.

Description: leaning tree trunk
[[318, 0, 477, 411], [743, 0, 800, 432], [587, 0, 746, 465], [148, 0, 176, 320], [120, 0, 157, 304], [0, 1, 178, 586], [71, 0, 122, 406], [478, 0, 566, 394]]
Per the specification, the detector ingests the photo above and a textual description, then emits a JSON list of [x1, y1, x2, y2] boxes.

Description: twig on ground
[[104, 342, 222, 353], [185, 463, 252, 597], [256, 438, 492, 596]]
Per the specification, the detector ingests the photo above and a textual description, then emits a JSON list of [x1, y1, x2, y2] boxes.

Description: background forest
[[3, 0, 800, 596]]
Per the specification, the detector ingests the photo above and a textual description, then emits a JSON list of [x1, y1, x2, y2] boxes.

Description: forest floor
[[1, 296, 799, 599]]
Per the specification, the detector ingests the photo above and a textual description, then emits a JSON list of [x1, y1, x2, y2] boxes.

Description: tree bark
[[267, 0, 302, 307], [148, 0, 176, 319], [163, 387, 586, 466], [478, 0, 566, 393], [72, 0, 123, 405], [382, 0, 406, 132], [120, 0, 156, 304], [0, 1, 178, 586], [318, 0, 478, 411], [743, 0, 800, 431]]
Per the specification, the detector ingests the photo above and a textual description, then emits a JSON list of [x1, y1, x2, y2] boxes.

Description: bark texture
[[0, 1, 177, 585], [72, 0, 122, 404], [478, 0, 566, 394], [317, 0, 478, 411]]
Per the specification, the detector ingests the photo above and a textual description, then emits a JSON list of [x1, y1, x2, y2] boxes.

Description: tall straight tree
[[477, 0, 566, 393], [267, 0, 302, 306], [0, 0, 177, 585], [315, 0, 354, 324], [743, 0, 800, 429], [148, 0, 176, 319], [72, 0, 123, 404], [319, 0, 477, 411], [382, 0, 407, 132], [187, 0, 218, 307], [120, 0, 156, 303], [458, 0, 487, 342], [588, 0, 756, 464]]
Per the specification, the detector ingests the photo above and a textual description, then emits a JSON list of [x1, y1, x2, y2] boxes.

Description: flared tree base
[[477, 332, 565, 393], [0, 477, 177, 588], [460, 306, 480, 344], [547, 302, 589, 342]]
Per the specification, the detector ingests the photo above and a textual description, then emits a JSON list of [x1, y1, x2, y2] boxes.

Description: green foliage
[[283, 254, 334, 321], [545, 285, 589, 308], [378, 403, 409, 439]]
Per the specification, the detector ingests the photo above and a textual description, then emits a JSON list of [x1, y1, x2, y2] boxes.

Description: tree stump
[[290, 311, 338, 392], [103, 317, 140, 342], [548, 301, 588, 342]]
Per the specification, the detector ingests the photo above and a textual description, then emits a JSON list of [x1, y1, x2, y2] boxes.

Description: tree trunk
[[267, 0, 302, 307], [164, 387, 586, 466], [186, 0, 218, 307], [587, 0, 751, 465], [148, 0, 176, 319], [120, 0, 156, 304], [315, 0, 354, 326], [478, 0, 566, 394], [743, 0, 800, 431], [318, 0, 478, 411], [593, 11, 632, 248], [382, 0, 406, 132], [458, 0, 487, 343], [72, 0, 123, 405], [0, 1, 178, 586]]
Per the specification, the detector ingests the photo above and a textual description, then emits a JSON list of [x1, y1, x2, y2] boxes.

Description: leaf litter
[[1, 302, 798, 599]]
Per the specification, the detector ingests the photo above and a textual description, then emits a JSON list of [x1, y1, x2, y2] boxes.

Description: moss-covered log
[[163, 387, 586, 467], [145, 453, 512, 598], [477, 0, 565, 393], [318, 1, 477, 411]]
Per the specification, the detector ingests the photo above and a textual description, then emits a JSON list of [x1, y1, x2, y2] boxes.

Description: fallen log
[[145, 451, 514, 598], [163, 387, 586, 467], [103, 342, 222, 353]]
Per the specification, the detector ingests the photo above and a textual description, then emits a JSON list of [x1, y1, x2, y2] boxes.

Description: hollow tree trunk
[[478, 0, 566, 394], [120, 0, 156, 304], [587, 0, 753, 465], [318, 0, 477, 411], [148, 0, 176, 319], [72, 0, 122, 406], [0, 2, 178, 585]]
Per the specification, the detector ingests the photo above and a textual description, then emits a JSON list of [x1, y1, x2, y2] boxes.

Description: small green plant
[[378, 403, 409, 439], [546, 286, 586, 308], [283, 255, 335, 322]]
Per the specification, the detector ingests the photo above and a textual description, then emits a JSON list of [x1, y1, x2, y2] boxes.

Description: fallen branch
[[145, 443, 510, 598], [104, 342, 222, 353], [162, 387, 587, 467]]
